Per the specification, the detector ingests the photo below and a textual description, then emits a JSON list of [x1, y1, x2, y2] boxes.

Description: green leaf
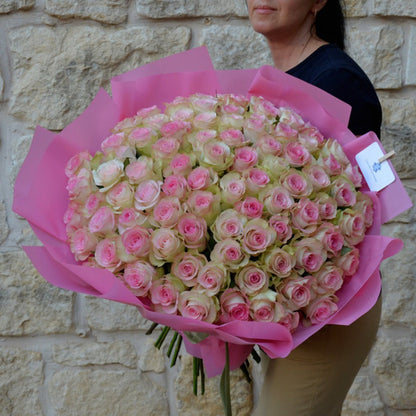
[[220, 343, 232, 416], [184, 331, 210, 344]]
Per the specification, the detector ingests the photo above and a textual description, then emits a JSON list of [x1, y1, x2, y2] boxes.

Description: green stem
[[170, 335, 182, 367], [167, 331, 179, 358], [145, 322, 158, 335], [154, 326, 170, 349], [220, 343, 232, 416], [193, 356, 199, 396]]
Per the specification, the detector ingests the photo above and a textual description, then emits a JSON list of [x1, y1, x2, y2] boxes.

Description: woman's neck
[[267, 33, 328, 72]]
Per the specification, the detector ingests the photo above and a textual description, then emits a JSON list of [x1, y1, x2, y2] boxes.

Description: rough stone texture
[[406, 27, 416, 86], [370, 335, 416, 409], [48, 368, 169, 416], [9, 134, 32, 189], [138, 338, 166, 373], [0, 251, 73, 335], [175, 355, 253, 416], [136, 0, 247, 18], [347, 25, 404, 89], [8, 25, 191, 130], [0, 0, 34, 13], [344, 0, 368, 17], [0, 201, 9, 245], [200, 24, 272, 70], [0, 70, 4, 100], [0, 348, 43, 416], [380, 224, 416, 328], [373, 0, 416, 18], [45, 0, 129, 24], [380, 96, 416, 131], [341, 374, 385, 415], [85, 296, 150, 331], [53, 340, 137, 368]]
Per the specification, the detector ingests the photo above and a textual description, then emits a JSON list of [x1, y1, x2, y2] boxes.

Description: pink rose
[[150, 277, 181, 314], [136, 104, 160, 119], [235, 263, 269, 296], [106, 181, 134, 211], [211, 209, 246, 242], [294, 238, 327, 273], [143, 114, 169, 130], [67, 168, 94, 202], [88, 206, 115, 235], [123, 260, 156, 297], [219, 172, 246, 205], [354, 192, 374, 227], [219, 129, 248, 147], [176, 214, 207, 250], [338, 210, 366, 246], [298, 126, 325, 152], [134, 179, 162, 211], [280, 169, 313, 198], [152, 197, 183, 228], [160, 120, 191, 139], [152, 137, 180, 160], [118, 208, 139, 234], [162, 175, 188, 199], [128, 127, 157, 149], [193, 111, 217, 129], [250, 96, 279, 118], [250, 293, 285, 323], [121, 225, 151, 259], [69, 228, 97, 261], [64, 203, 85, 235], [314, 264, 344, 295], [331, 177, 357, 207], [244, 168, 270, 194], [334, 247, 360, 277], [191, 95, 218, 112], [171, 252, 207, 287], [125, 157, 153, 184], [92, 160, 124, 190], [268, 214, 293, 244], [196, 263, 228, 296], [242, 218, 276, 255], [178, 290, 218, 323], [82, 193, 104, 218], [201, 140, 233, 171], [284, 141, 312, 167], [101, 132, 125, 155], [291, 198, 320, 235], [65, 151, 91, 178], [187, 167, 212, 190], [344, 164, 363, 188], [235, 196, 264, 219], [185, 190, 219, 221], [314, 193, 338, 220], [94, 238, 121, 271], [305, 296, 338, 325], [303, 165, 331, 190], [211, 239, 249, 270], [281, 276, 313, 309], [313, 224, 344, 257], [263, 247, 295, 278], [219, 288, 250, 323], [169, 153, 193, 176], [262, 186, 294, 215], [318, 153, 343, 176], [274, 122, 298, 139], [150, 228, 183, 265], [232, 146, 258, 172], [278, 307, 300, 332], [255, 135, 282, 157]]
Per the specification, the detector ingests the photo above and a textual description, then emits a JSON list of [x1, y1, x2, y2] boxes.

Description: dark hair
[[315, 0, 346, 50]]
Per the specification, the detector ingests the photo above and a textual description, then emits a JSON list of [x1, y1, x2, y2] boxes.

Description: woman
[[247, 1, 383, 415]]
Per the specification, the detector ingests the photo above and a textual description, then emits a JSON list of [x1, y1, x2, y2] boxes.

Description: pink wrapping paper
[[14, 47, 410, 377]]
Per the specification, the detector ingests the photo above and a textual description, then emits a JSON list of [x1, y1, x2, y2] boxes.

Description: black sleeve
[[312, 68, 382, 137]]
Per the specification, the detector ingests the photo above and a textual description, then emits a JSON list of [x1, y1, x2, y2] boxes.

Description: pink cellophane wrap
[[13, 47, 410, 377]]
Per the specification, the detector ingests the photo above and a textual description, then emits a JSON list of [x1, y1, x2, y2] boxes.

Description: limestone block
[[405, 27, 416, 86], [9, 25, 191, 130], [45, 0, 129, 24], [200, 24, 272, 70], [380, 96, 416, 131], [347, 25, 403, 89], [48, 368, 169, 415], [85, 296, 150, 331], [344, 0, 368, 17], [9, 134, 32, 189], [380, 224, 416, 328], [136, 0, 247, 18], [138, 338, 166, 373], [373, 0, 416, 17], [0, 201, 9, 244], [0, 0, 34, 13], [370, 334, 416, 408], [0, 348, 43, 416], [175, 355, 253, 416], [0, 70, 4, 100], [0, 251, 73, 335], [53, 340, 137, 368]]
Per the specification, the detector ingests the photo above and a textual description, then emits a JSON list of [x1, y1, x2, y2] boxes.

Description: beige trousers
[[253, 295, 382, 416]]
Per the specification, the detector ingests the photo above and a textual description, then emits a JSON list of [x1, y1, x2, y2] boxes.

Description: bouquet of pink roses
[[13, 47, 410, 415], [65, 92, 374, 332]]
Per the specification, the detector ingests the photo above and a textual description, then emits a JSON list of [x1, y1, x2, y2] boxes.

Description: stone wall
[[0, 1, 414, 415]]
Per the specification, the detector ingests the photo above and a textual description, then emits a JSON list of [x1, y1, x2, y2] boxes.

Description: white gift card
[[355, 142, 395, 192]]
